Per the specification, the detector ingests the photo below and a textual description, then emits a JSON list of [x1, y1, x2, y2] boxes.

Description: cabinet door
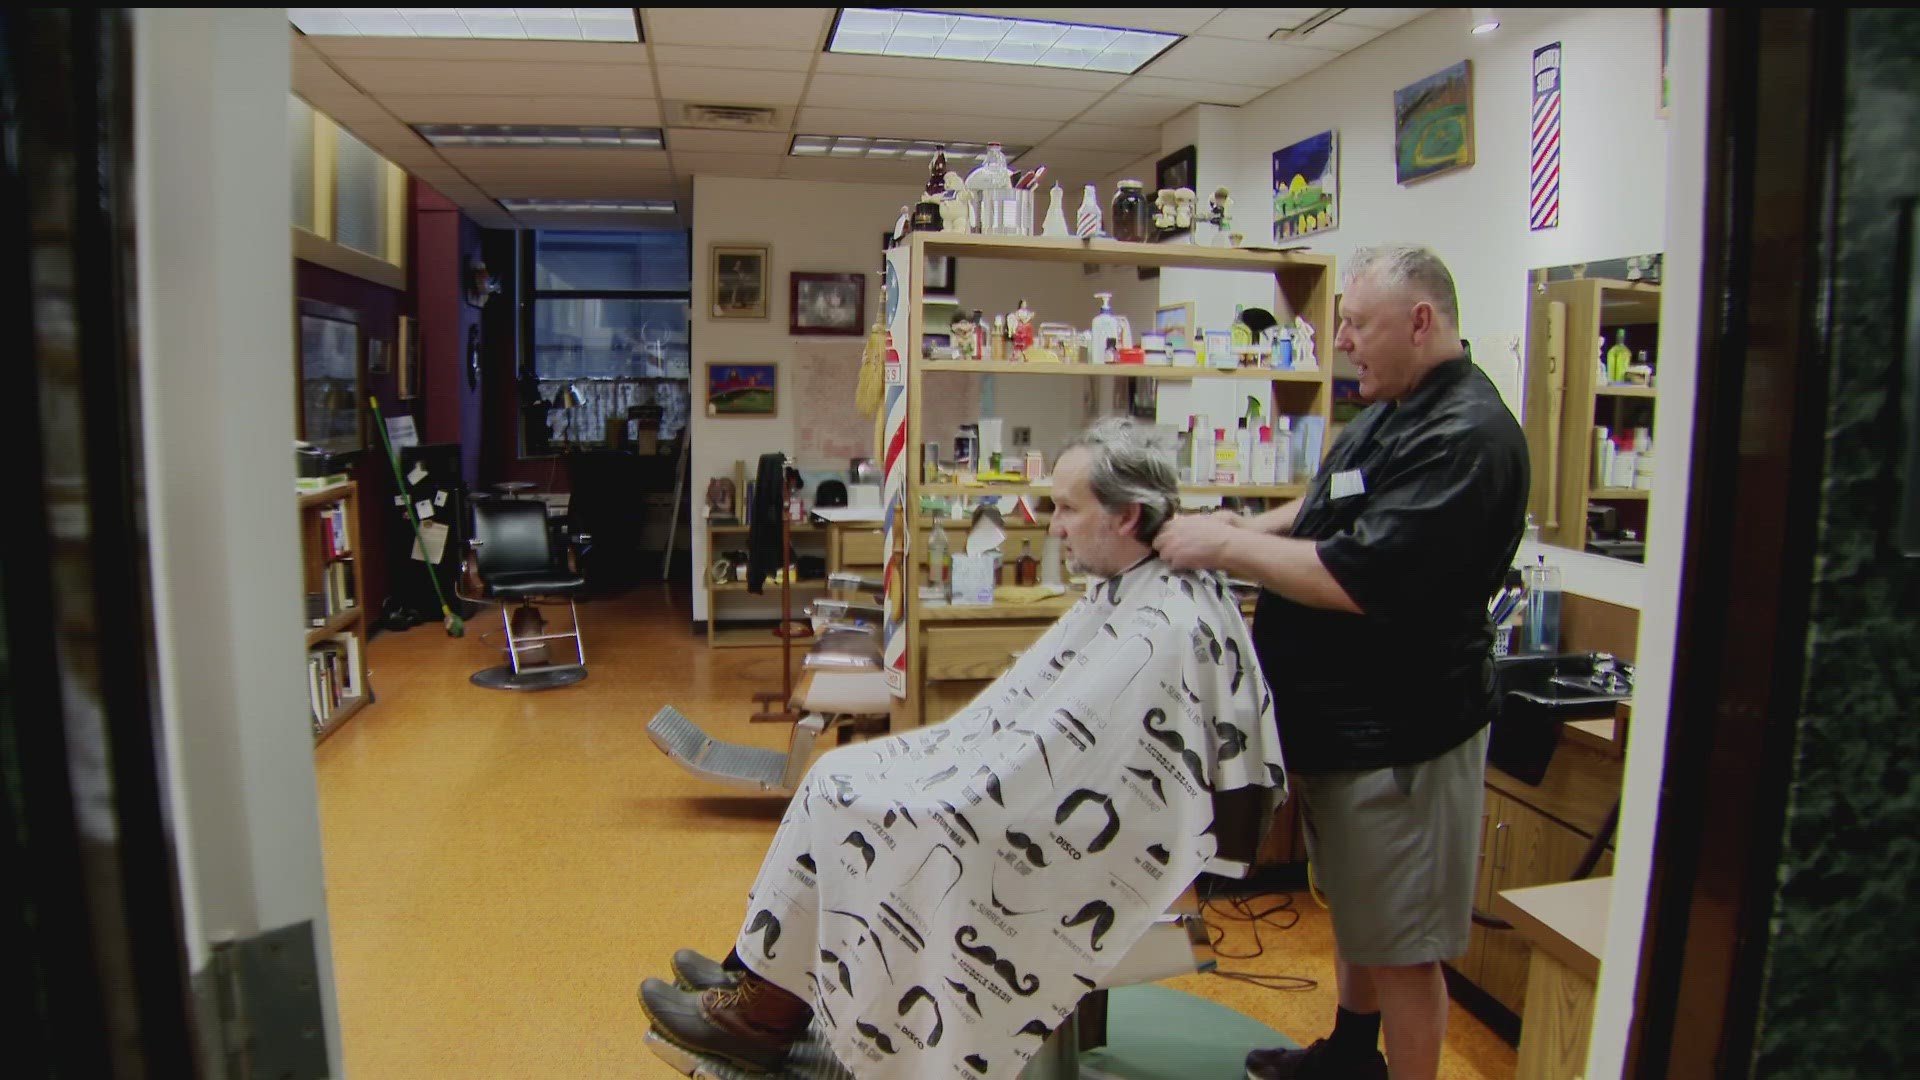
[[1480, 798, 1594, 1015], [922, 679, 990, 727], [1458, 790, 1504, 981]]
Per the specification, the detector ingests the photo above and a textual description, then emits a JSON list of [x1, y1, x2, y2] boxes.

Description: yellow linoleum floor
[[316, 586, 1515, 1079]]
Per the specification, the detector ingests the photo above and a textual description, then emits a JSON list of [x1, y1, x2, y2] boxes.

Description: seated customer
[[640, 417, 1287, 1078]]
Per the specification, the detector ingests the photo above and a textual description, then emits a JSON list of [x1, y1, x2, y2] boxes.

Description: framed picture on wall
[[706, 362, 778, 417], [711, 243, 769, 320], [789, 271, 865, 336], [1393, 60, 1475, 185], [367, 336, 390, 376], [296, 299, 364, 453], [924, 254, 958, 296], [396, 314, 421, 400], [1155, 302, 1195, 348]]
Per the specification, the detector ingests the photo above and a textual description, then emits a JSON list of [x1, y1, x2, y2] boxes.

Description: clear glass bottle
[[1110, 180, 1148, 242], [990, 315, 1009, 362], [1522, 556, 1563, 655], [1016, 540, 1039, 586], [1606, 328, 1632, 384], [928, 520, 952, 598], [965, 142, 1013, 192]]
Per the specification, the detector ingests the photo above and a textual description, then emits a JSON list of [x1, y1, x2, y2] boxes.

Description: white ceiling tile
[[1135, 37, 1331, 87], [436, 146, 671, 169], [810, 51, 1125, 92], [922, 8, 1224, 35], [795, 106, 1060, 145], [1194, 9, 1331, 41], [1116, 75, 1266, 107], [510, 210, 688, 230], [777, 156, 926, 184], [477, 174, 681, 198], [1038, 122, 1160, 155], [648, 44, 816, 72], [1074, 93, 1194, 127], [804, 74, 1099, 122], [656, 66, 809, 105], [1281, 22, 1388, 53], [663, 129, 791, 155], [1335, 8, 1433, 32], [381, 95, 662, 126], [301, 38, 647, 64], [645, 7, 834, 50], [668, 151, 784, 178], [330, 59, 653, 98]]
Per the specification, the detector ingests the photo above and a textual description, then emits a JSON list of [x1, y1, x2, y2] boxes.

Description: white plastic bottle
[[1253, 426, 1277, 486], [1274, 417, 1294, 484]]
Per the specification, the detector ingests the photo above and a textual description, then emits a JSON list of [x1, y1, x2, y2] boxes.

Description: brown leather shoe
[[671, 948, 741, 992], [639, 972, 812, 1074]]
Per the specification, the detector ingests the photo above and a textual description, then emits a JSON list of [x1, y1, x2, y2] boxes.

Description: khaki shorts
[[1291, 726, 1489, 967]]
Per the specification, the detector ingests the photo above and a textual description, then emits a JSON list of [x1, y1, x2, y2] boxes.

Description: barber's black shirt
[[1253, 357, 1529, 773]]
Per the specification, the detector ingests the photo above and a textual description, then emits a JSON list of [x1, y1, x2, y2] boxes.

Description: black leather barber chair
[[457, 499, 589, 690]]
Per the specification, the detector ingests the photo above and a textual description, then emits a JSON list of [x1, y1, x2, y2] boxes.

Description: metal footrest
[[647, 706, 792, 794], [642, 1024, 855, 1080]]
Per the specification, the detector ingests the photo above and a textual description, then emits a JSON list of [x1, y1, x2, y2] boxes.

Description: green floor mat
[[1081, 984, 1298, 1080]]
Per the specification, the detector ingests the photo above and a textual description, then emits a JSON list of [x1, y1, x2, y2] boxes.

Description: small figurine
[[1076, 183, 1102, 238], [1041, 182, 1071, 237], [892, 204, 911, 243], [939, 171, 973, 233], [1009, 298, 1036, 360], [926, 148, 949, 198], [1291, 316, 1317, 370], [1204, 187, 1234, 246], [1153, 188, 1180, 232], [949, 312, 979, 361], [1174, 188, 1196, 230]]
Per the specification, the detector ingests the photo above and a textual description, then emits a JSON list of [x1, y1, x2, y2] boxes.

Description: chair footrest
[[510, 630, 585, 643], [647, 706, 793, 794]]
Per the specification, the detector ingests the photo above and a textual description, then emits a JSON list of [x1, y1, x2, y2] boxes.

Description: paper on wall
[[407, 462, 428, 486], [410, 520, 449, 563], [385, 415, 419, 449], [415, 499, 435, 521], [434, 490, 448, 507]]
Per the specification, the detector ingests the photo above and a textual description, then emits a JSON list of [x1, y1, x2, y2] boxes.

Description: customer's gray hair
[[1058, 416, 1179, 541], [1343, 244, 1460, 328]]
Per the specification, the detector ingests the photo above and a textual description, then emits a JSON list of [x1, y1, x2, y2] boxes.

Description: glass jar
[[1110, 180, 1148, 243]]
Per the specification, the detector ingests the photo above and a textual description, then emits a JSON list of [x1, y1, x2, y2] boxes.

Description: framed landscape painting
[[1394, 60, 1475, 185], [706, 362, 777, 417]]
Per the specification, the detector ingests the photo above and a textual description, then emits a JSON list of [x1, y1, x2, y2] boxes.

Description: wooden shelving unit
[[298, 481, 369, 742], [703, 520, 829, 648], [895, 232, 1339, 727], [1524, 279, 1662, 550]]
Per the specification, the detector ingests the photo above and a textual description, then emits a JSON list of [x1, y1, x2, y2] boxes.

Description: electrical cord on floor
[[1198, 878, 1319, 993]]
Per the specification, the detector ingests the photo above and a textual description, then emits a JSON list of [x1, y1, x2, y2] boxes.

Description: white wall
[[689, 175, 1149, 621], [136, 7, 342, 1070]]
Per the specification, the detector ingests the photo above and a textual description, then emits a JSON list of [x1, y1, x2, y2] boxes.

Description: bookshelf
[[298, 480, 369, 741]]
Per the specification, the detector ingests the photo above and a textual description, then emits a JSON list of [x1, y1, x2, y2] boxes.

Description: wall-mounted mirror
[[1521, 253, 1663, 563], [297, 298, 364, 454]]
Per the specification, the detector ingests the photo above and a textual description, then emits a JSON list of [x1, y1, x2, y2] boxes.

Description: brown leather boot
[[639, 971, 812, 1073]]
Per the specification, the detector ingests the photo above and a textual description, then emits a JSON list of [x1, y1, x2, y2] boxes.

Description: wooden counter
[[1493, 877, 1612, 1080]]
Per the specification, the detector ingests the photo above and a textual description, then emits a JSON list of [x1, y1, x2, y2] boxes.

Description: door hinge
[[191, 921, 331, 1080]]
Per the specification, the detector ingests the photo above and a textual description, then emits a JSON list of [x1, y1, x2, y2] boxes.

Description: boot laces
[[707, 977, 762, 1012]]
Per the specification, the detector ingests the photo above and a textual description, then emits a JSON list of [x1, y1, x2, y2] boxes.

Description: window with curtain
[[529, 230, 691, 453]]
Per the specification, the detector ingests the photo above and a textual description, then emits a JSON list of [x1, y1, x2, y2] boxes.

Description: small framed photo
[[711, 244, 769, 320], [789, 271, 866, 336], [396, 316, 420, 400], [367, 336, 390, 376], [925, 254, 957, 296], [1155, 302, 1195, 348], [706, 362, 778, 417]]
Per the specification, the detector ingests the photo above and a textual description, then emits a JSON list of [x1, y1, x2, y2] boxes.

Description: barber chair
[[647, 574, 892, 792], [457, 499, 589, 690]]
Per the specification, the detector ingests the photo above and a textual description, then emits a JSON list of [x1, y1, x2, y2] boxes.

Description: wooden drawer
[[922, 622, 1052, 682], [835, 527, 887, 568], [923, 679, 991, 728]]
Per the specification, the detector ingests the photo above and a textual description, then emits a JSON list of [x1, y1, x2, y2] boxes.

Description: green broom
[[369, 396, 465, 637]]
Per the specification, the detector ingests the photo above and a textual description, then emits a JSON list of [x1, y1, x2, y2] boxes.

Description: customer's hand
[[1153, 512, 1242, 571]]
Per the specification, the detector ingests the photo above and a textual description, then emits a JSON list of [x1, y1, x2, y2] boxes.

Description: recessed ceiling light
[[288, 8, 641, 42], [1470, 8, 1501, 34], [828, 9, 1180, 75], [415, 124, 663, 149], [499, 198, 677, 214], [789, 135, 1030, 161]]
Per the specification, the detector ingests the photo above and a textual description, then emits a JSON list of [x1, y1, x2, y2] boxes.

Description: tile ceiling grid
[[287, 7, 1432, 228]]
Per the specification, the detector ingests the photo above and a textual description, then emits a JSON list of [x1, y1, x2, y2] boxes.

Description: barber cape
[[735, 557, 1284, 1080]]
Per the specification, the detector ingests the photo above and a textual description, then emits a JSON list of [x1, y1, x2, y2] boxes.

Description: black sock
[[1329, 1006, 1381, 1056], [722, 948, 747, 972]]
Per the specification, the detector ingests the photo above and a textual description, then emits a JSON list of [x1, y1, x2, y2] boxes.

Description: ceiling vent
[[1270, 8, 1348, 41], [671, 101, 789, 132]]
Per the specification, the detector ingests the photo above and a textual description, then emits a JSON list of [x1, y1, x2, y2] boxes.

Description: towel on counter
[[733, 556, 1284, 1079]]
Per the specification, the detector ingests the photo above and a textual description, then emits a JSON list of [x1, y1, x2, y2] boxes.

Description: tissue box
[[950, 554, 997, 606]]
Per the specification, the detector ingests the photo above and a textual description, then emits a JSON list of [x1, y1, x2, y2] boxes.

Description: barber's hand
[[1153, 512, 1241, 571]]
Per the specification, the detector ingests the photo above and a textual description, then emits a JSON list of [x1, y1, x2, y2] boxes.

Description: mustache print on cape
[[827, 774, 859, 807], [1143, 708, 1214, 791], [746, 910, 781, 959], [918, 763, 960, 790], [855, 1020, 897, 1055], [1178, 674, 1203, 707], [1004, 828, 1050, 868], [1053, 709, 1096, 746], [903, 843, 962, 906], [1103, 575, 1124, 606], [1137, 604, 1172, 626], [965, 1054, 989, 1074], [796, 852, 816, 873], [804, 973, 838, 1030], [1194, 620, 1223, 664], [946, 977, 983, 1016], [898, 986, 945, 1047], [1126, 765, 1166, 804], [1214, 720, 1249, 761], [1004, 722, 1054, 786], [990, 884, 1042, 919], [972, 764, 1005, 807], [1224, 637, 1245, 694], [1266, 762, 1286, 787], [883, 802, 920, 830], [820, 948, 853, 995], [1060, 899, 1117, 951], [1146, 843, 1171, 866], [826, 908, 892, 979], [1074, 974, 1098, 990], [1055, 788, 1121, 854], [938, 800, 981, 843], [841, 830, 877, 871], [1016, 1018, 1053, 1042], [879, 901, 927, 951], [1047, 648, 1078, 675], [955, 925, 1040, 996]]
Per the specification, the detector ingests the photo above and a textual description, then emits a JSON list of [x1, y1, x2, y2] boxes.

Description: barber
[[1153, 245, 1528, 1080]]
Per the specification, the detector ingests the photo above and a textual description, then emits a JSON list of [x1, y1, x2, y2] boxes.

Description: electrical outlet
[[1012, 427, 1031, 447]]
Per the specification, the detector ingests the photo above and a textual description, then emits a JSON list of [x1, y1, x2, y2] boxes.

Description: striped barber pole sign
[[1530, 42, 1563, 231], [880, 247, 910, 697]]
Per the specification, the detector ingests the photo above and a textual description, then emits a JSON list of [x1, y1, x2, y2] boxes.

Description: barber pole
[[1530, 42, 1562, 231], [882, 247, 911, 697]]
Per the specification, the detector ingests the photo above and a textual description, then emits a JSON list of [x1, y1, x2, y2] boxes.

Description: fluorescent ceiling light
[[288, 8, 640, 42], [1470, 8, 1501, 34], [789, 135, 1030, 161], [499, 198, 677, 213], [415, 123, 663, 148], [828, 8, 1179, 74]]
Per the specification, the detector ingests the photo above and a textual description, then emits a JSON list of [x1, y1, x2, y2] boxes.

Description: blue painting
[[1272, 130, 1338, 242], [1394, 60, 1475, 185]]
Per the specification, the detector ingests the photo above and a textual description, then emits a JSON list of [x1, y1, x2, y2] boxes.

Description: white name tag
[[1330, 470, 1367, 500]]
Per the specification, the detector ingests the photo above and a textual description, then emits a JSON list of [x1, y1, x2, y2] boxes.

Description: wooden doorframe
[[1625, 8, 1845, 1075]]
